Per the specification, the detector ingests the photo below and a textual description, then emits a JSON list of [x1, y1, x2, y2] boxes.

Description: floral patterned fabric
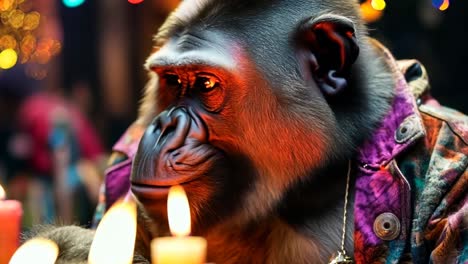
[[354, 41, 467, 263], [95, 41, 467, 263]]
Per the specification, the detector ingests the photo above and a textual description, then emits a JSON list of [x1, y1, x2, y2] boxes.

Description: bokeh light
[[128, 0, 144, 4], [0, 48, 18, 69], [371, 0, 386, 11], [0, 0, 15, 12], [23, 11, 41, 30], [9, 9, 25, 28], [432, 0, 447, 10], [0, 35, 17, 49], [62, 0, 86, 8], [361, 0, 384, 23], [25, 64, 48, 80], [20, 34, 36, 63], [1, 11, 11, 25], [0, 1, 61, 65]]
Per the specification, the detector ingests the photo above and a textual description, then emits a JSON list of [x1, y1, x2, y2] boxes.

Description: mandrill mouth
[[130, 107, 219, 197]]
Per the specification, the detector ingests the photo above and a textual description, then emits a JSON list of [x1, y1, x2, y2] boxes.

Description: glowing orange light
[[22, 11, 41, 30], [88, 196, 137, 264], [128, 0, 144, 4], [0, 0, 60, 65], [32, 49, 51, 64], [0, 35, 17, 49], [0, 48, 18, 69], [49, 40, 62, 56], [9, 238, 59, 264], [439, 0, 450, 11], [361, 0, 383, 23], [8, 9, 25, 29], [168, 185, 191, 236], [0, 0, 14, 12], [371, 0, 386, 11], [20, 34, 36, 62]]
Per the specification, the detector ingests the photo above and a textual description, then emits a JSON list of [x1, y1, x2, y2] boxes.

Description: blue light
[[431, 0, 444, 8], [63, 0, 85, 8]]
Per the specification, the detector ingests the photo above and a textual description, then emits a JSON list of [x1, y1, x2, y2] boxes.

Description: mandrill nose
[[143, 106, 191, 153], [132, 105, 213, 187]]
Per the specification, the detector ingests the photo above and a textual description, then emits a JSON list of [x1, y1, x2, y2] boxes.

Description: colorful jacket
[[94, 42, 468, 263]]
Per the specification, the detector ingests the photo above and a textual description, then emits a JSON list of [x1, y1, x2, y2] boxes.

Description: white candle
[[151, 185, 207, 264], [88, 193, 137, 264], [9, 238, 58, 264]]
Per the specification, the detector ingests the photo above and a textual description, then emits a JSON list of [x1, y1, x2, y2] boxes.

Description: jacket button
[[373, 212, 401, 241], [395, 115, 417, 143]]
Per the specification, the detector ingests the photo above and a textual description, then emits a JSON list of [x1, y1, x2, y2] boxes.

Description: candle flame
[[0, 184, 5, 200], [9, 238, 59, 264], [88, 197, 137, 264], [168, 185, 191, 237]]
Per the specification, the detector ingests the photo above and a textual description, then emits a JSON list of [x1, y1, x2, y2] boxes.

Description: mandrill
[[28, 0, 467, 263]]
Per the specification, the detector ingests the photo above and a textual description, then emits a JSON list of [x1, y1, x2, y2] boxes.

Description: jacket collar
[[357, 40, 426, 169]]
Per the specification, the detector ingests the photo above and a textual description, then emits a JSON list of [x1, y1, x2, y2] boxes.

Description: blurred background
[[0, 0, 466, 229]]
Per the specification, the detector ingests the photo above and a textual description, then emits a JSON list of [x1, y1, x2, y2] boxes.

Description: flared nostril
[[149, 123, 161, 134], [144, 106, 191, 152], [146, 116, 162, 135], [167, 105, 187, 116]]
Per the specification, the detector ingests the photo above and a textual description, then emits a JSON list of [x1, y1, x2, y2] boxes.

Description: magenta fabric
[[103, 125, 144, 208], [354, 42, 425, 262], [104, 159, 133, 210]]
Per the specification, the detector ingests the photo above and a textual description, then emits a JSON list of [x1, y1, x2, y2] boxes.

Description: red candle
[[0, 184, 23, 264]]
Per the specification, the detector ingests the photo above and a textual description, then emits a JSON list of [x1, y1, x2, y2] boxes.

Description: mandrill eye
[[194, 75, 219, 92], [163, 73, 181, 88]]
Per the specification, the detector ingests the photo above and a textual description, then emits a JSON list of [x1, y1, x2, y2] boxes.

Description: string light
[[62, 0, 85, 8], [0, 0, 61, 69], [0, 0, 15, 12], [0, 35, 17, 49], [361, 0, 384, 23], [128, 0, 144, 4], [20, 34, 36, 63], [9, 9, 25, 29], [23, 11, 41, 30], [371, 0, 386, 11], [0, 48, 18, 69], [433, 0, 450, 11]]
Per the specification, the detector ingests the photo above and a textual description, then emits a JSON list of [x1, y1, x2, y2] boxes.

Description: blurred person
[[0, 66, 106, 228]]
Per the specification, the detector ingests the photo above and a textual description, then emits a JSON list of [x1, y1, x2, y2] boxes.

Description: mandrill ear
[[299, 14, 359, 96]]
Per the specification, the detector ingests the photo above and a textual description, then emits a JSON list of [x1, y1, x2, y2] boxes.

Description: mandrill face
[[129, 0, 369, 235], [129, 25, 264, 233], [130, 102, 253, 233]]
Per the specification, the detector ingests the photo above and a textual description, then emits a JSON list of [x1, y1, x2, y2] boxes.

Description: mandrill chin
[[26, 1, 468, 264]]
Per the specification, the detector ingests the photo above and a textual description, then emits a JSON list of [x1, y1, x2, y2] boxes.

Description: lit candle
[[151, 185, 207, 264], [88, 193, 137, 264], [0, 184, 22, 264], [9, 238, 59, 264]]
